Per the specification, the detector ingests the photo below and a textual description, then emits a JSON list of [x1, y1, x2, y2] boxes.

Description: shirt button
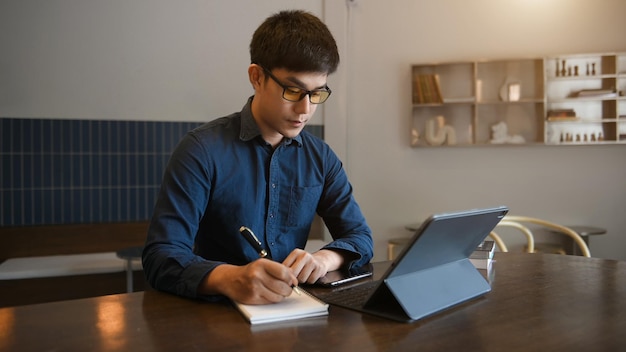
[[271, 184, 276, 188]]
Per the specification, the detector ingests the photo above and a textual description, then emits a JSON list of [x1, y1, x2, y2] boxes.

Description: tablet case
[[326, 206, 508, 323]]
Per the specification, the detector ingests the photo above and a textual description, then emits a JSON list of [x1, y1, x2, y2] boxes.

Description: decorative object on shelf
[[555, 59, 560, 77], [499, 80, 508, 101], [553, 125, 604, 144], [591, 62, 596, 75], [499, 78, 521, 102], [410, 128, 420, 147], [508, 82, 521, 101], [561, 59, 567, 77], [425, 116, 456, 146], [490, 122, 525, 144]]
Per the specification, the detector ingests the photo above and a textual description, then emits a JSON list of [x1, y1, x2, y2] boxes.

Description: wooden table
[[2, 252, 625, 351]]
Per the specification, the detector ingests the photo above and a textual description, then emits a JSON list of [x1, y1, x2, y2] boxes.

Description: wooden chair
[[489, 215, 591, 257]]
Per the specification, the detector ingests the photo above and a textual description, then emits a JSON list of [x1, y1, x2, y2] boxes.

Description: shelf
[[478, 98, 544, 105], [548, 96, 619, 103], [546, 118, 618, 123], [412, 103, 445, 107], [410, 51, 626, 147], [546, 74, 616, 81], [442, 97, 475, 104]]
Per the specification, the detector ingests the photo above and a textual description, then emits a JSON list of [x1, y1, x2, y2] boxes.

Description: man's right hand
[[198, 259, 298, 305]]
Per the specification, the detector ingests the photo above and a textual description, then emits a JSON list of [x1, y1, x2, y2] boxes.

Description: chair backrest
[[490, 215, 591, 257]]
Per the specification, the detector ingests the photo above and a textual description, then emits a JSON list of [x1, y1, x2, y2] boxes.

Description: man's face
[[251, 65, 328, 147]]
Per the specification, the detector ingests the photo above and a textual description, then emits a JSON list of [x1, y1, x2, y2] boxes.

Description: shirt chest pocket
[[287, 185, 323, 227]]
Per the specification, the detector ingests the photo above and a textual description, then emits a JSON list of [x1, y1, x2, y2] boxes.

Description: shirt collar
[[239, 96, 303, 147]]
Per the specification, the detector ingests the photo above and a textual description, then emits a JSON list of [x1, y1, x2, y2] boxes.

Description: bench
[[0, 221, 149, 307]]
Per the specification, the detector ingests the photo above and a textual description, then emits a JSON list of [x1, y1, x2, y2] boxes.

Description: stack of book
[[574, 88, 617, 99], [412, 74, 444, 104], [470, 240, 495, 270], [547, 109, 578, 121]]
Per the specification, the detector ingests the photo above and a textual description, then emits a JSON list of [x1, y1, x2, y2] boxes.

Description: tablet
[[315, 264, 373, 287]]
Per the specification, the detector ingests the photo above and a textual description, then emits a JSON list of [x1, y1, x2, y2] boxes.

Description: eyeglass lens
[[261, 66, 331, 104], [283, 87, 330, 104]]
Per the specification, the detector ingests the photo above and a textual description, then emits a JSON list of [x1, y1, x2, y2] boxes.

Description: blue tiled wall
[[0, 118, 324, 226]]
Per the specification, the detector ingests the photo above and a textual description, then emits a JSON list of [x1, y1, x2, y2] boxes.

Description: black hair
[[250, 10, 340, 74]]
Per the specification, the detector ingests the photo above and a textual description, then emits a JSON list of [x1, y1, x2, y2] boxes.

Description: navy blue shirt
[[143, 97, 373, 299]]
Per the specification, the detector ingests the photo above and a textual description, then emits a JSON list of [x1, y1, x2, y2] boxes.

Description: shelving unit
[[410, 52, 626, 147], [544, 53, 625, 144]]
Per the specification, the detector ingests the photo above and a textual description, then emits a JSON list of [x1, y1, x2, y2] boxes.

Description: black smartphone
[[315, 264, 373, 287]]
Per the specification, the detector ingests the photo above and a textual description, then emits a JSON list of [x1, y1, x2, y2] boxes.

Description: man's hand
[[282, 249, 344, 284], [200, 259, 298, 305]]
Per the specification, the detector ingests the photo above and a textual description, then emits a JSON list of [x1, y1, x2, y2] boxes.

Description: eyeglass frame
[[258, 65, 332, 104]]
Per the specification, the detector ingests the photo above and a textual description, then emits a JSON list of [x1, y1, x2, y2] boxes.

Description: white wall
[[0, 0, 323, 123], [1, 0, 625, 260], [324, 0, 626, 261]]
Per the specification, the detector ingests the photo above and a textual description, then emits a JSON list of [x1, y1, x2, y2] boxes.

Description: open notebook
[[233, 289, 328, 325]]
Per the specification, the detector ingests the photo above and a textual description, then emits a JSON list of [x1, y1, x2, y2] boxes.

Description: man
[[143, 10, 373, 305]]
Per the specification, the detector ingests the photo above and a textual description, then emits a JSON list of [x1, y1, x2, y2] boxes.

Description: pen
[[239, 226, 301, 295], [239, 226, 269, 259]]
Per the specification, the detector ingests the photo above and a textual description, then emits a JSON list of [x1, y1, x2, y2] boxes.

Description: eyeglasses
[[260, 66, 332, 104]]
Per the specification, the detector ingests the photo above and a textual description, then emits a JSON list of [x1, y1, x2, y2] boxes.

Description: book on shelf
[[233, 288, 329, 325], [548, 109, 576, 117], [547, 116, 579, 122], [547, 109, 579, 122], [470, 240, 495, 270], [432, 75, 444, 104], [574, 88, 617, 99], [412, 74, 443, 104]]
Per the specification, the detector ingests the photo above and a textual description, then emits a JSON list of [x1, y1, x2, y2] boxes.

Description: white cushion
[[0, 252, 143, 280]]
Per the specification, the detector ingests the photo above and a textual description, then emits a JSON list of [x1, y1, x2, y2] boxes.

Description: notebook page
[[234, 289, 329, 325]]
